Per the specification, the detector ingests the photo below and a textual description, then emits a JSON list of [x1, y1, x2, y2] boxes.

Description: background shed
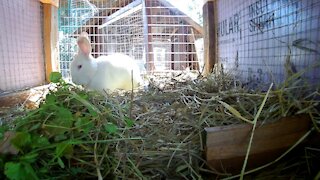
[[58, 0, 204, 79]]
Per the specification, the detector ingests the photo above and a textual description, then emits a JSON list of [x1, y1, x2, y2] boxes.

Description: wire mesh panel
[[0, 0, 45, 92], [58, 0, 203, 79], [99, 5, 145, 71], [58, 0, 100, 79], [144, 0, 203, 72], [216, 0, 320, 87]]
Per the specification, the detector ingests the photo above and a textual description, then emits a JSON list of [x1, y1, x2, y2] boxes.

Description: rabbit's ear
[[77, 32, 91, 56]]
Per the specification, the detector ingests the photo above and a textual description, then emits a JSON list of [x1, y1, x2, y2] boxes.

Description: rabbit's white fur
[[70, 32, 142, 92]]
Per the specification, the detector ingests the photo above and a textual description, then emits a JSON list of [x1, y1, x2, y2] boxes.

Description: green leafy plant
[[0, 72, 141, 179], [1, 69, 319, 179]]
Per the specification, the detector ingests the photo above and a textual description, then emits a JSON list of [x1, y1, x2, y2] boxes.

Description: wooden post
[[43, 3, 59, 82], [40, 0, 59, 7], [203, 0, 216, 76]]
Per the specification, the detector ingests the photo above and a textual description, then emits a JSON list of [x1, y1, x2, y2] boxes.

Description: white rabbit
[[70, 32, 143, 92]]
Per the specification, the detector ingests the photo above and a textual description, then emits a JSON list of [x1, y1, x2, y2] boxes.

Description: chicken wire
[[216, 0, 320, 87], [0, 0, 45, 93], [58, 0, 204, 80], [99, 8, 145, 70], [58, 0, 99, 79]]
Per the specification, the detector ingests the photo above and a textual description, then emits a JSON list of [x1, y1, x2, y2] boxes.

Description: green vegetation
[[0, 69, 319, 179]]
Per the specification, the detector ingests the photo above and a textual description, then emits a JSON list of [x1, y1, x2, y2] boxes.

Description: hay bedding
[[0, 70, 319, 179]]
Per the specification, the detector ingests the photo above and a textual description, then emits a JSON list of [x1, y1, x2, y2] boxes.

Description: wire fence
[[216, 0, 320, 87], [0, 0, 45, 92], [58, 0, 203, 80]]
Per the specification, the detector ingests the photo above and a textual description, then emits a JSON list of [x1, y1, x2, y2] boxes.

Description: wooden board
[[0, 86, 49, 113], [43, 4, 59, 83], [205, 114, 311, 173], [0, 91, 31, 111], [40, 0, 59, 7], [202, 0, 216, 75]]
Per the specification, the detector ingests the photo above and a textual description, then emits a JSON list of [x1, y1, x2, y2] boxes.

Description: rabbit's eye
[[78, 65, 82, 69]]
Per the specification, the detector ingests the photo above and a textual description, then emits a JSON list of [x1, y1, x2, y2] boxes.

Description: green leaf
[[22, 163, 38, 180], [218, 100, 253, 124], [50, 72, 62, 83], [55, 142, 73, 159], [54, 134, 68, 142], [45, 94, 57, 105], [39, 167, 48, 174], [5, 162, 22, 180], [124, 117, 135, 127], [75, 117, 94, 134], [70, 91, 101, 115], [78, 92, 89, 100], [0, 132, 4, 140], [57, 107, 73, 121], [70, 167, 85, 175], [57, 157, 65, 168], [104, 123, 118, 134], [0, 126, 9, 140], [10, 132, 31, 151], [5, 162, 38, 180], [88, 107, 99, 117], [29, 123, 41, 132], [31, 136, 50, 149], [44, 107, 73, 136], [19, 153, 39, 163]]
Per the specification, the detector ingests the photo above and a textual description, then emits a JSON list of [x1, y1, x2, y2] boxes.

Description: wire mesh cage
[[58, 0, 204, 80], [216, 0, 320, 87], [99, 7, 145, 71], [0, 0, 45, 92]]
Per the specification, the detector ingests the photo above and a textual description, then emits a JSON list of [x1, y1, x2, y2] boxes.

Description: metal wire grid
[[0, 0, 45, 92], [101, 9, 144, 55], [58, 0, 203, 79], [145, 0, 202, 72], [217, 0, 320, 87]]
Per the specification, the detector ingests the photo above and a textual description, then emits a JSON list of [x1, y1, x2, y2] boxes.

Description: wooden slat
[[205, 115, 311, 172], [207, 132, 308, 159], [40, 0, 59, 7], [43, 4, 59, 82], [0, 85, 49, 112], [0, 91, 30, 111], [202, 0, 216, 76]]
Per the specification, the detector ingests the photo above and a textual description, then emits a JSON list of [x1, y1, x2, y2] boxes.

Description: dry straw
[[1, 62, 319, 179]]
